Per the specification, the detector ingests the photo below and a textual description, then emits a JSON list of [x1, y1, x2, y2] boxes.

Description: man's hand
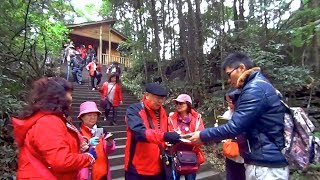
[[188, 131, 202, 145]]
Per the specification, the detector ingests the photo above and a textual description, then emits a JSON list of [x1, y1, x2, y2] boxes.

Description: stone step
[[66, 67, 223, 180], [71, 91, 138, 99], [72, 119, 127, 126], [110, 162, 221, 179], [72, 103, 135, 109]]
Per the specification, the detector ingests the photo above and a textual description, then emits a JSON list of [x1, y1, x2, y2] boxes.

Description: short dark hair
[[108, 73, 120, 83], [222, 52, 254, 70]]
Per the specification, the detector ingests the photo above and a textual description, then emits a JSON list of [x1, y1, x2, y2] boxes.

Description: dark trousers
[[225, 158, 245, 180], [125, 171, 164, 180], [90, 73, 102, 88], [105, 106, 117, 123], [176, 173, 196, 180]]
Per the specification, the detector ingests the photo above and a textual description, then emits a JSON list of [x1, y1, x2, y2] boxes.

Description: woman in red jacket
[[86, 57, 102, 90], [168, 94, 205, 180], [99, 73, 123, 126], [77, 101, 116, 180], [11, 77, 96, 180]]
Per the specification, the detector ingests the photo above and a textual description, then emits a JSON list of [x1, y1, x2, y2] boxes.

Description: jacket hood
[[12, 112, 50, 147]]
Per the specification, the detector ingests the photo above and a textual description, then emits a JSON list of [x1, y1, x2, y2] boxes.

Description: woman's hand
[[89, 137, 99, 146]]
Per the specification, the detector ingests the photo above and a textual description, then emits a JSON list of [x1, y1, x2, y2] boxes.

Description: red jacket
[[124, 98, 168, 176], [86, 62, 101, 77], [99, 82, 123, 107], [12, 112, 93, 180], [168, 109, 205, 164], [168, 109, 204, 133]]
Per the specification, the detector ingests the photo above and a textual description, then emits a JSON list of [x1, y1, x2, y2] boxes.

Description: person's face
[[81, 112, 98, 128], [145, 93, 166, 110], [65, 91, 73, 112], [225, 64, 246, 88], [66, 91, 72, 105], [226, 96, 235, 110], [111, 76, 116, 82], [175, 101, 188, 113]]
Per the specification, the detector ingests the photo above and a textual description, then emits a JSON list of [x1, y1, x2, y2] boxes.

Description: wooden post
[[108, 27, 112, 64], [99, 25, 103, 64]]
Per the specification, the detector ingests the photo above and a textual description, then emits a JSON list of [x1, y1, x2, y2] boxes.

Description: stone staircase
[[68, 71, 223, 179]]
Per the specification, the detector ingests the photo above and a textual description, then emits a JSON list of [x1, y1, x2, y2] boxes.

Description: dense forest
[[0, 0, 320, 178]]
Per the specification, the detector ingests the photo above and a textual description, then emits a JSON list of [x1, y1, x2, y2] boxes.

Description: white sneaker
[[103, 117, 107, 121], [92, 88, 95, 90]]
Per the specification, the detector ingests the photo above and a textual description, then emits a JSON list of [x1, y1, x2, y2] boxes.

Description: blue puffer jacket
[[200, 68, 288, 167]]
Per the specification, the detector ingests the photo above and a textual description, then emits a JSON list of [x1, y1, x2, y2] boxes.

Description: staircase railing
[[101, 54, 131, 68]]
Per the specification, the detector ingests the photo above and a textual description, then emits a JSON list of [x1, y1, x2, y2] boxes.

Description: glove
[[87, 148, 97, 160], [89, 137, 99, 146], [164, 132, 181, 144]]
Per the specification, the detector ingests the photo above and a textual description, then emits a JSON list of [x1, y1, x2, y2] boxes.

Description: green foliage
[[283, 7, 320, 47], [0, 86, 23, 179], [121, 71, 144, 99], [246, 47, 315, 93], [99, 0, 112, 18]]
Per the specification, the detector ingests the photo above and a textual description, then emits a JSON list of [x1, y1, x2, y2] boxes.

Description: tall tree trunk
[[135, 0, 148, 82], [194, 0, 206, 98], [233, 0, 239, 31], [177, 0, 191, 82], [249, 0, 255, 18], [186, 0, 200, 85], [150, 0, 165, 82], [263, 0, 268, 47], [238, 0, 245, 29], [220, 0, 226, 91], [161, 0, 166, 62], [310, 0, 320, 74]]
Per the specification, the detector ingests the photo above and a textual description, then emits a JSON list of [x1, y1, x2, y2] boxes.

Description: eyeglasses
[[226, 66, 239, 78]]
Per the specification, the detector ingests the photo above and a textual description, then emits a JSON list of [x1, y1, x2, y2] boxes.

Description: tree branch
[[18, 0, 32, 60]]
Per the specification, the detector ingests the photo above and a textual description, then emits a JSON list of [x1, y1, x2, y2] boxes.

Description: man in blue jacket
[[189, 52, 289, 179]]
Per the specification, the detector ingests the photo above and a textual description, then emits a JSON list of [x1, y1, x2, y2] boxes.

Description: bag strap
[[107, 83, 116, 96]]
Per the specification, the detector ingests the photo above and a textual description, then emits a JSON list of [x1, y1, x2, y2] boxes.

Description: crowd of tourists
[[62, 42, 121, 90], [12, 52, 302, 180]]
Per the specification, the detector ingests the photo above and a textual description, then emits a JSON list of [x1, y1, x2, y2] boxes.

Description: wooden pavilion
[[67, 19, 130, 67]]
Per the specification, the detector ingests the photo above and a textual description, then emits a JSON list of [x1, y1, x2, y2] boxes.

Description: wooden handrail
[[100, 54, 131, 68]]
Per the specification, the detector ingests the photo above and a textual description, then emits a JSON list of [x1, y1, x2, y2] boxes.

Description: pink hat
[[173, 94, 192, 104], [78, 101, 101, 119]]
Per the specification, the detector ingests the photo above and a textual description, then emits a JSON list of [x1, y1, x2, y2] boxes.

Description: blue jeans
[[176, 173, 196, 180], [71, 68, 82, 83]]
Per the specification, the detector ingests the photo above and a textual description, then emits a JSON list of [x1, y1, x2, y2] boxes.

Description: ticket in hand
[[180, 133, 193, 139], [105, 133, 113, 140], [180, 138, 191, 143]]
